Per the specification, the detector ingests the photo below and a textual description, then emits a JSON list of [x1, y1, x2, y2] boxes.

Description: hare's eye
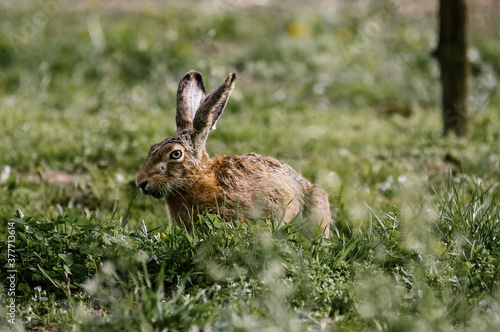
[[170, 150, 182, 160]]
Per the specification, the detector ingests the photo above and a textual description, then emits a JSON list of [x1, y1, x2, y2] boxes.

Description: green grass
[[1, 1, 500, 330]]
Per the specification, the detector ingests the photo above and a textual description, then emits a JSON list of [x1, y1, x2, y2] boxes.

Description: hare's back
[[211, 153, 306, 185], [210, 153, 330, 231], [210, 153, 311, 210]]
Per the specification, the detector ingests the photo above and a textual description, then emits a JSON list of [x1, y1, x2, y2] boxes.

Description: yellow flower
[[287, 22, 309, 37]]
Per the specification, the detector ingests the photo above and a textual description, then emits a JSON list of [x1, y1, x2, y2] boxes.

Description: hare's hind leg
[[303, 185, 332, 237]]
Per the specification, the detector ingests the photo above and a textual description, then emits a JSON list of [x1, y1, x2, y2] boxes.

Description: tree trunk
[[434, 0, 469, 136]]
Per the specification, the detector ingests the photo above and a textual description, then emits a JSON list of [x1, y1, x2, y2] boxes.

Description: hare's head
[[136, 70, 236, 198]]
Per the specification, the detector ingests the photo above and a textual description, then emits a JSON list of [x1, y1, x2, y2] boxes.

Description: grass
[[1, 0, 500, 330]]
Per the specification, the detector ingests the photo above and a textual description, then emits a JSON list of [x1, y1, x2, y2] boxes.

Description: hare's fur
[[136, 71, 331, 237]]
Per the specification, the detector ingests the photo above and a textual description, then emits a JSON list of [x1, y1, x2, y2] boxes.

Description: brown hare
[[136, 70, 331, 237]]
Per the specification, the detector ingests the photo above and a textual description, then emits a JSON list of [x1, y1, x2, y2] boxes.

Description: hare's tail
[[303, 185, 332, 238]]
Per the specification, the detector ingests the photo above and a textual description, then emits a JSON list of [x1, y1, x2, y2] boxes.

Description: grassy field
[[1, 0, 500, 330]]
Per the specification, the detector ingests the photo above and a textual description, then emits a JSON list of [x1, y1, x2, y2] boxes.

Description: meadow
[[1, 0, 500, 330]]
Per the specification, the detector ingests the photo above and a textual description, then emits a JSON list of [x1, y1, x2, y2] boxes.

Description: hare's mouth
[[149, 190, 164, 199], [137, 179, 166, 199], [139, 187, 164, 199]]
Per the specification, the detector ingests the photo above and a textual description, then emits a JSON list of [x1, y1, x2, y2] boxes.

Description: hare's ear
[[192, 73, 236, 153], [176, 70, 206, 132]]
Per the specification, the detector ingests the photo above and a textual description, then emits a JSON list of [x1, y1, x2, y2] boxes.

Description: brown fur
[[136, 71, 331, 237]]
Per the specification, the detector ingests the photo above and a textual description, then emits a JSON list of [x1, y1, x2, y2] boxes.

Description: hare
[[136, 70, 331, 237]]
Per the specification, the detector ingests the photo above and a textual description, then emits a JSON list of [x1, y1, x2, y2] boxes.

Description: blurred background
[[2, 2, 500, 329], [0, 0, 499, 231]]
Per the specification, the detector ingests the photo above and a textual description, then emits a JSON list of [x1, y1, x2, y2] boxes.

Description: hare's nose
[[138, 180, 148, 191]]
